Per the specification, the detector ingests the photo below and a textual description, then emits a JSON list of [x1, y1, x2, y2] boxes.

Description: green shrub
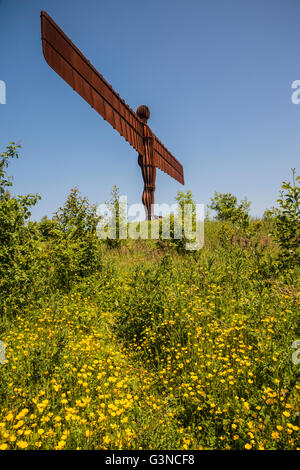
[[269, 169, 299, 268], [0, 143, 41, 316], [102, 185, 125, 249], [158, 190, 197, 252], [208, 192, 251, 228], [45, 188, 102, 290]]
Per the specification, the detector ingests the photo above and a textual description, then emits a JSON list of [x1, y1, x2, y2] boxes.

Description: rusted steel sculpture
[[41, 11, 184, 219]]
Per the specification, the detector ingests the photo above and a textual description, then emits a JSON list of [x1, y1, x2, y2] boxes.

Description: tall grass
[[0, 220, 299, 450]]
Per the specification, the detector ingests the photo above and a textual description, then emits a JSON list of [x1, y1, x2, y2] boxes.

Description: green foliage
[[0, 143, 41, 316], [38, 216, 59, 240], [270, 169, 299, 268], [104, 185, 125, 248], [0, 142, 20, 196], [0, 142, 299, 450], [208, 192, 251, 228], [46, 188, 102, 290], [175, 189, 196, 216], [54, 187, 100, 238], [158, 189, 197, 252], [107, 225, 299, 450]]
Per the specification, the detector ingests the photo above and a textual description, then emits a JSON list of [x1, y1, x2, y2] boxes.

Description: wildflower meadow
[[0, 143, 299, 450]]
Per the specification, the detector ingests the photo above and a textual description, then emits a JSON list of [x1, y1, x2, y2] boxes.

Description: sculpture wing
[[41, 11, 184, 185], [41, 11, 144, 154], [153, 136, 184, 184]]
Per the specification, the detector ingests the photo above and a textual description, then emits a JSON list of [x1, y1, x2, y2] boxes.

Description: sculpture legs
[[138, 154, 156, 220]]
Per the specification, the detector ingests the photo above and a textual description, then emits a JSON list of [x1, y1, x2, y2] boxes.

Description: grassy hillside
[[0, 144, 299, 450], [0, 223, 299, 450]]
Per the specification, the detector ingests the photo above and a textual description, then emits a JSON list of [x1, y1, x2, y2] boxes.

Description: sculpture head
[[136, 105, 150, 123]]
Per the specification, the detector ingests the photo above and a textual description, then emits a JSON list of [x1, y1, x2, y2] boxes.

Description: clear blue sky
[[1, 0, 299, 219]]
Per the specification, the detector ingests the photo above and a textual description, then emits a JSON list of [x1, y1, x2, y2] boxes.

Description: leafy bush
[[102, 185, 125, 249], [270, 169, 299, 268], [0, 143, 41, 316], [54, 187, 100, 238], [208, 192, 251, 228], [45, 187, 102, 290], [158, 190, 197, 252]]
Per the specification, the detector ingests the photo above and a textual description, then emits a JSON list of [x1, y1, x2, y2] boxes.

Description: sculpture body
[[136, 106, 156, 220]]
